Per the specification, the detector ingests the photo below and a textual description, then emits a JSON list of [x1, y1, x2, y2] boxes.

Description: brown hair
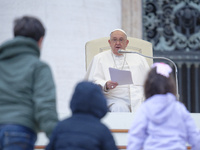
[[14, 16, 45, 42], [144, 67, 176, 99]]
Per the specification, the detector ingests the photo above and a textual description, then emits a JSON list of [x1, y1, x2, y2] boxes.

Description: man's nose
[[116, 40, 120, 44]]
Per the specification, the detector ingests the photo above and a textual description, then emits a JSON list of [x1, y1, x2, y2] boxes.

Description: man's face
[[108, 30, 129, 55]]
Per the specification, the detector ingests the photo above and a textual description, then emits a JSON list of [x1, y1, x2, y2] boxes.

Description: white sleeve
[[181, 105, 200, 150], [84, 55, 107, 88], [127, 106, 147, 150]]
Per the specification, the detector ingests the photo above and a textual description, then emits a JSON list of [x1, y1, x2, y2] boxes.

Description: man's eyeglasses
[[111, 38, 126, 43]]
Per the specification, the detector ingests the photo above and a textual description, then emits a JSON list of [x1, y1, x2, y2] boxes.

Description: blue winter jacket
[[46, 81, 118, 150]]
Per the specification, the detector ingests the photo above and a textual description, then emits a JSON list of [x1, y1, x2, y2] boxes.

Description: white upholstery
[[85, 37, 153, 70]]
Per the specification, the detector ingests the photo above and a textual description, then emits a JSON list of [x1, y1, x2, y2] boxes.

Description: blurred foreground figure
[[0, 16, 58, 150], [46, 81, 118, 150], [127, 62, 200, 150]]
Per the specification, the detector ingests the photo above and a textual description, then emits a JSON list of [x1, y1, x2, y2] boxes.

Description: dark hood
[[0, 36, 40, 60], [70, 81, 108, 119]]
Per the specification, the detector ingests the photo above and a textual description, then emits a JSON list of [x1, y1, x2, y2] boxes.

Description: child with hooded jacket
[[127, 62, 200, 150], [46, 81, 118, 150]]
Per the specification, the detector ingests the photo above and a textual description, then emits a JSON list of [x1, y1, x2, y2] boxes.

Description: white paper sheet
[[109, 67, 133, 85]]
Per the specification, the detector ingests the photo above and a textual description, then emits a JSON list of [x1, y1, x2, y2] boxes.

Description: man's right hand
[[106, 80, 118, 90]]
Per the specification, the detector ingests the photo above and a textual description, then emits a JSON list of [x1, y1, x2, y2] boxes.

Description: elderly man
[[85, 29, 149, 113]]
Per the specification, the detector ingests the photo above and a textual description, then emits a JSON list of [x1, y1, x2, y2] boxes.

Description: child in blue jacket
[[46, 81, 118, 150]]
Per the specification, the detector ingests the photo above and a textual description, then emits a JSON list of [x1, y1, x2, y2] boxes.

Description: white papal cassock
[[84, 50, 150, 113]]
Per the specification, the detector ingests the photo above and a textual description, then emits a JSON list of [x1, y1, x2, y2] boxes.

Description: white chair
[[85, 37, 153, 70]]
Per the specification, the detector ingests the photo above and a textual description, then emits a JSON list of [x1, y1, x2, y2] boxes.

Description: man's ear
[[37, 37, 44, 49], [108, 39, 111, 45], [126, 40, 129, 47]]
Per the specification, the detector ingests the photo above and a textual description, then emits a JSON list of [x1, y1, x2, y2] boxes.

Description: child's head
[[144, 62, 176, 99], [70, 81, 108, 118]]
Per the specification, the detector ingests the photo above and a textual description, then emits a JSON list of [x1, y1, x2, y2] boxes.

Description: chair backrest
[[85, 37, 153, 70]]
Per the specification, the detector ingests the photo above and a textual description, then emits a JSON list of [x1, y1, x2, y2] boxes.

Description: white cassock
[[84, 50, 150, 113]]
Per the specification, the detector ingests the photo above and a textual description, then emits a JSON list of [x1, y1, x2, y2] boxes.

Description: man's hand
[[106, 80, 118, 90]]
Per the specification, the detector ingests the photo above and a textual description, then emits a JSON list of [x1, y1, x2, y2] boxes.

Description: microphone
[[118, 49, 179, 99]]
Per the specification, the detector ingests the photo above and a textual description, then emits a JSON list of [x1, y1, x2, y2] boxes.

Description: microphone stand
[[118, 50, 179, 100]]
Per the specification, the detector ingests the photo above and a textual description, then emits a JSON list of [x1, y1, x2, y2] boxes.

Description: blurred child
[[127, 62, 200, 150], [46, 81, 118, 150]]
